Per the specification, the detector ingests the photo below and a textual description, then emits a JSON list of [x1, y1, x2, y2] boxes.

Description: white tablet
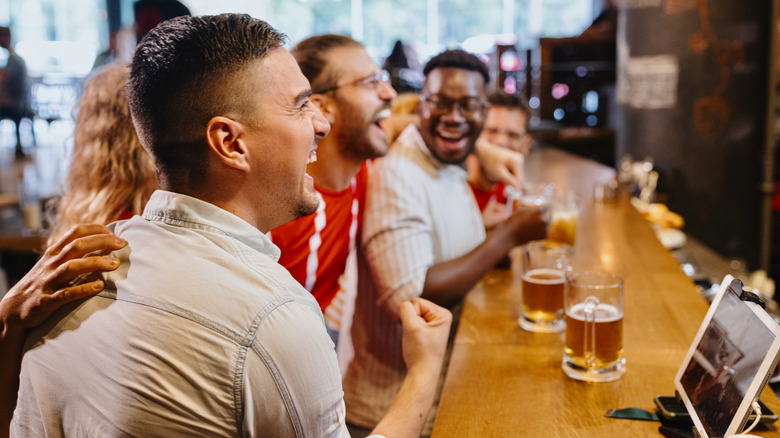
[[674, 275, 780, 438]]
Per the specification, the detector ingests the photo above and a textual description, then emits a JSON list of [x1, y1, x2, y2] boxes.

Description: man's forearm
[[421, 225, 516, 308], [370, 366, 440, 438], [472, 138, 523, 190]]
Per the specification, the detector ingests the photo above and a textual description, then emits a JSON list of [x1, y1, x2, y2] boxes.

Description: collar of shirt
[[142, 190, 282, 261]]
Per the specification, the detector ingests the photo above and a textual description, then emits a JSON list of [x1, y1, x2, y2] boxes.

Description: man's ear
[[311, 94, 336, 125], [205, 116, 250, 172]]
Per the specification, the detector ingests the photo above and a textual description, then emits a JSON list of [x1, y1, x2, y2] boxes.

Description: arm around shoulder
[[0, 224, 126, 437]]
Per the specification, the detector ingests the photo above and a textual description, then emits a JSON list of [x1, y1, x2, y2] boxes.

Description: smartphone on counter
[[655, 395, 778, 423]]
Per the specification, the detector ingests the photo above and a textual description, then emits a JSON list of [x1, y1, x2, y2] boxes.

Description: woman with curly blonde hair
[[47, 63, 157, 246]]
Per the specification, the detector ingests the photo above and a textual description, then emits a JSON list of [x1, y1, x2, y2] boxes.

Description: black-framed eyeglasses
[[314, 70, 390, 94], [419, 94, 487, 118]]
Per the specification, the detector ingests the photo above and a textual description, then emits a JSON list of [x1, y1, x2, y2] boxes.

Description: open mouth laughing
[[373, 108, 391, 132], [436, 128, 469, 151]]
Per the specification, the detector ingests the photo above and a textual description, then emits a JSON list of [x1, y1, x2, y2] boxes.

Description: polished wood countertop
[[431, 147, 780, 437]]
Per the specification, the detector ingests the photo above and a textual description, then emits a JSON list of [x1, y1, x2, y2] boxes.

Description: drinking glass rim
[[525, 239, 573, 252], [566, 271, 623, 288]]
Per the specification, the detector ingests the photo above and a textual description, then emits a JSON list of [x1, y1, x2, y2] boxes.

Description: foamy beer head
[[548, 190, 579, 246], [519, 240, 572, 332], [562, 271, 625, 382]]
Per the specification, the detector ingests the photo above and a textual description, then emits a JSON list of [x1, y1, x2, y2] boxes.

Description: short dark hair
[[292, 34, 363, 93], [422, 49, 490, 84], [127, 14, 286, 189], [488, 91, 531, 122]]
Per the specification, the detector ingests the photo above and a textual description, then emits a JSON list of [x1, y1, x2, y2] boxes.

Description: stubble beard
[[292, 185, 320, 219]]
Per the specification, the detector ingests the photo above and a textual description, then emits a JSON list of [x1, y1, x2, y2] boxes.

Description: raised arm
[[0, 224, 126, 436], [473, 138, 524, 191], [370, 298, 452, 438], [422, 206, 548, 308]]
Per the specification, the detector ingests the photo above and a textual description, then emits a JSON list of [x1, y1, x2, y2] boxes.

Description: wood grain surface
[[431, 147, 780, 437]]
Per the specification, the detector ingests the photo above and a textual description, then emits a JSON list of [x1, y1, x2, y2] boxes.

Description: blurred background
[[0, 0, 779, 312]]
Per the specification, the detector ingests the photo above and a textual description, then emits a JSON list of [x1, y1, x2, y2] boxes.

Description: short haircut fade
[[127, 14, 286, 187]]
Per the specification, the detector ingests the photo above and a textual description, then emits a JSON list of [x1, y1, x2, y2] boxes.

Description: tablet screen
[[678, 280, 776, 437]]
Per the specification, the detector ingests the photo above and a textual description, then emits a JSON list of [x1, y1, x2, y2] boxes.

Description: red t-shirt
[[270, 163, 368, 313], [469, 181, 508, 212]]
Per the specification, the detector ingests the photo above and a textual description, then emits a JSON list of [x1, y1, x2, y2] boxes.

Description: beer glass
[[548, 190, 579, 246], [520, 240, 572, 332], [562, 271, 625, 382]]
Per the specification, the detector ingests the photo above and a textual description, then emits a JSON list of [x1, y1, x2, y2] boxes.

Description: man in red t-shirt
[[468, 91, 532, 228], [269, 36, 395, 349]]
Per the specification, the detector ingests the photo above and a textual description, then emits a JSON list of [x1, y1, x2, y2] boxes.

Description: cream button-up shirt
[[12, 191, 347, 437]]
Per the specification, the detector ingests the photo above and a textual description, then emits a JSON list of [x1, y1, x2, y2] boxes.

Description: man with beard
[[270, 36, 527, 355], [10, 15, 452, 437], [343, 50, 548, 436], [270, 35, 396, 350]]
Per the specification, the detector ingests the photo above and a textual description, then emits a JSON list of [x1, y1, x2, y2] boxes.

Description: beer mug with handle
[[562, 271, 625, 382], [520, 240, 572, 333]]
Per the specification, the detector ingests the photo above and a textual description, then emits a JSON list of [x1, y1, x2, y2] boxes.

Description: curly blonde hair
[[47, 63, 157, 246]]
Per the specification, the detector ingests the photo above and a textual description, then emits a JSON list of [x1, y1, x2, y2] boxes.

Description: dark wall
[[617, 1, 774, 268]]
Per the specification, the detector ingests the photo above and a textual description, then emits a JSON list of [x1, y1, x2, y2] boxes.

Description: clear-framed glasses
[[419, 94, 487, 118], [314, 70, 390, 94]]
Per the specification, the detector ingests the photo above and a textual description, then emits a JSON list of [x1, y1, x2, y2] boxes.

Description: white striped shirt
[[343, 125, 485, 434]]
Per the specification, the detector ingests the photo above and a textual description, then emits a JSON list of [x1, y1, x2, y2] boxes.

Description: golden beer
[[521, 268, 566, 325], [564, 302, 623, 368], [548, 212, 578, 246]]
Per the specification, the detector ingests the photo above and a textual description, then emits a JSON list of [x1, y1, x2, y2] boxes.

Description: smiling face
[[481, 105, 531, 155], [321, 46, 396, 161], [241, 48, 330, 227], [418, 67, 487, 165]]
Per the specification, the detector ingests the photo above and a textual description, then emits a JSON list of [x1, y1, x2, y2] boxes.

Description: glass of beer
[[520, 240, 572, 332], [548, 190, 579, 246], [562, 271, 625, 382]]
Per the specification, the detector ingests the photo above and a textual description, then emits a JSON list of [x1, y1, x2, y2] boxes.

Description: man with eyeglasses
[[269, 35, 396, 354], [269, 37, 527, 359], [343, 49, 548, 437], [468, 91, 533, 227]]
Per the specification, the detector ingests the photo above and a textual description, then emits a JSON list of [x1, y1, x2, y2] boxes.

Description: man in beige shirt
[[344, 49, 548, 436]]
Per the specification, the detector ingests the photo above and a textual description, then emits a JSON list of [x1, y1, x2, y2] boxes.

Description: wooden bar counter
[[431, 147, 780, 437]]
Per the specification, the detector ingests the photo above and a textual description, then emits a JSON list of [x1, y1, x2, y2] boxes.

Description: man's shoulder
[[105, 214, 321, 336], [372, 147, 437, 190]]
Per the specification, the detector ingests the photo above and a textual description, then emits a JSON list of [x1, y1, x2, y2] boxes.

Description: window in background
[[267, 0, 351, 46], [3, 0, 101, 77], [531, 0, 592, 39], [360, 0, 428, 62], [437, 0, 504, 48], [185, 0, 593, 66]]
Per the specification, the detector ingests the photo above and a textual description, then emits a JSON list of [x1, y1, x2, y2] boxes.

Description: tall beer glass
[[520, 240, 572, 332], [562, 271, 625, 382], [548, 190, 579, 246]]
